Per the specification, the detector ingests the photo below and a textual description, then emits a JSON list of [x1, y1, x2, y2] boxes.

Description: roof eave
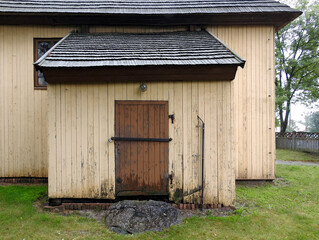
[[0, 11, 302, 30], [41, 64, 242, 83], [37, 62, 245, 69], [274, 11, 302, 31]]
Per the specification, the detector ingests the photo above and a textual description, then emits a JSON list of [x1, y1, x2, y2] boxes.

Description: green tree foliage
[[305, 111, 319, 132], [275, 0, 319, 133]]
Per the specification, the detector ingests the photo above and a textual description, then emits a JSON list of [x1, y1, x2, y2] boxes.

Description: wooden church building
[[0, 0, 301, 206]]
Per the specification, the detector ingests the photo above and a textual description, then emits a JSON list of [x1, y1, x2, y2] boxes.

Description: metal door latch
[[168, 114, 175, 124], [111, 137, 172, 142]]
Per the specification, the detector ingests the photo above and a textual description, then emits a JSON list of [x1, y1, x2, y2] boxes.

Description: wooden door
[[114, 101, 169, 196]]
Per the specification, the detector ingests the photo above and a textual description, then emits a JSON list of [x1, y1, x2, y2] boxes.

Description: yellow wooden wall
[[0, 25, 275, 184], [208, 26, 276, 180], [48, 81, 235, 206], [0, 25, 78, 177]]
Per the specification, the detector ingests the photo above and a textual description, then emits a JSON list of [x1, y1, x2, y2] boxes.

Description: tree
[[275, 0, 319, 133], [286, 119, 299, 132], [305, 111, 319, 132]]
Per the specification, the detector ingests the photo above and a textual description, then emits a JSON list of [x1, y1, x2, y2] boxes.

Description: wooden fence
[[276, 132, 319, 152]]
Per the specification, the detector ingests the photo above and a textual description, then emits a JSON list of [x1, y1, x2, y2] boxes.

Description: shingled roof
[[0, 0, 299, 15], [34, 31, 245, 69]]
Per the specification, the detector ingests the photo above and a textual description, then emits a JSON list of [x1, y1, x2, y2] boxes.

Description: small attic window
[[34, 38, 60, 89]]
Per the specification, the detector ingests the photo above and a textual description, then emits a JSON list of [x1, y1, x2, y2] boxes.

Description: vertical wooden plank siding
[[0, 26, 4, 177], [48, 81, 235, 206], [47, 84, 56, 196], [89, 26, 188, 33], [1, 25, 275, 204], [0, 25, 78, 178], [207, 25, 276, 180]]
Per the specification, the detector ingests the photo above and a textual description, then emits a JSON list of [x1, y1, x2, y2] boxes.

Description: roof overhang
[[41, 65, 241, 83], [0, 0, 302, 31], [0, 11, 301, 31], [34, 31, 245, 83]]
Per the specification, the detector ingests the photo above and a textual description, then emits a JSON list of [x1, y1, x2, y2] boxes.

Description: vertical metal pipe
[[197, 116, 205, 211]]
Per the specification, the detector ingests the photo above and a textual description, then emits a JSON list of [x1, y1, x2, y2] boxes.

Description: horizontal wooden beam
[[42, 65, 240, 83]]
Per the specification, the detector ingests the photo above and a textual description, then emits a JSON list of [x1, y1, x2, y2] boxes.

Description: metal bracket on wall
[[168, 114, 175, 124], [168, 174, 173, 185]]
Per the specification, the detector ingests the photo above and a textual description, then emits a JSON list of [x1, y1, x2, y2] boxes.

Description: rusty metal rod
[[197, 115, 205, 211], [111, 137, 172, 142]]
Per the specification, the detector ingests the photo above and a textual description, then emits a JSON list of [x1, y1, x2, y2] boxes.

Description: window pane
[[38, 42, 51, 59], [36, 41, 52, 87], [37, 71, 48, 86]]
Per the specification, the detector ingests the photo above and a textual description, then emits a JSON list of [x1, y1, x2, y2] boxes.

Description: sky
[[290, 102, 318, 131]]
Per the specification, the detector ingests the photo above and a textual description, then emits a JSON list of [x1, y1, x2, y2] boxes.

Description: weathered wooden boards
[[114, 101, 169, 196], [48, 80, 234, 205], [208, 25, 276, 180], [0, 25, 276, 206], [0, 25, 77, 178]]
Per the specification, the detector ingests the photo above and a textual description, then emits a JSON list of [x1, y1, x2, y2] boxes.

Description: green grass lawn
[[276, 149, 319, 162], [1, 165, 319, 240]]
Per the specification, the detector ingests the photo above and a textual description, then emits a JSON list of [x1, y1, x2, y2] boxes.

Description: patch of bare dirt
[[70, 207, 235, 223], [33, 192, 49, 212], [236, 177, 291, 188], [35, 199, 235, 225], [179, 207, 235, 218], [236, 180, 273, 187], [273, 177, 291, 187], [75, 210, 106, 222]]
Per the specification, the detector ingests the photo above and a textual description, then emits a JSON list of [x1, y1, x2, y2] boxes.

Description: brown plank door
[[114, 101, 169, 196]]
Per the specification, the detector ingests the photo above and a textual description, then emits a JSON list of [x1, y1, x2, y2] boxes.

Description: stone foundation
[[0, 177, 48, 184]]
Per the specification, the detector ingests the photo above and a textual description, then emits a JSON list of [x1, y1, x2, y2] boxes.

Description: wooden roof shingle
[[34, 31, 245, 69], [0, 0, 299, 15]]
